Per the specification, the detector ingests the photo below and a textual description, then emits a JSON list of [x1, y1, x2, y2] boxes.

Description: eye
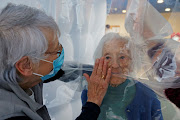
[[120, 56, 125, 59], [105, 56, 110, 60]]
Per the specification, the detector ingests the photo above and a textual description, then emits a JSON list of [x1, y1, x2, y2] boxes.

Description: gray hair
[[0, 3, 60, 83], [93, 32, 130, 60]]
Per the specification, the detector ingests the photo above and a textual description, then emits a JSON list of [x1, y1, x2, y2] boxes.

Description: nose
[[111, 58, 119, 68]]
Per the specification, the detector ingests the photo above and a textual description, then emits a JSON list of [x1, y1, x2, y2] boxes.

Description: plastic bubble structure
[[1, 0, 180, 120]]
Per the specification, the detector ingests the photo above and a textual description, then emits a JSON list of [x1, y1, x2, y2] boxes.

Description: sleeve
[[76, 102, 100, 120], [6, 116, 31, 120], [151, 98, 163, 120]]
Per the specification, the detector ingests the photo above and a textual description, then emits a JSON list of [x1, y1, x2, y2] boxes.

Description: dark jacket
[[81, 81, 163, 120]]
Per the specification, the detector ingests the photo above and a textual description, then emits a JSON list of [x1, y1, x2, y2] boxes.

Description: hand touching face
[[102, 39, 131, 87], [84, 57, 111, 106]]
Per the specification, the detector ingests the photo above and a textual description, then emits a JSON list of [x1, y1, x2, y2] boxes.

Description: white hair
[[93, 32, 140, 77], [93, 32, 130, 60], [0, 3, 60, 83]]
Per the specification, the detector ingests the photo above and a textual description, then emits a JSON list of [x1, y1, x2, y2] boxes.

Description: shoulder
[[135, 81, 157, 99], [128, 81, 163, 119], [0, 87, 31, 119], [0, 92, 29, 119]]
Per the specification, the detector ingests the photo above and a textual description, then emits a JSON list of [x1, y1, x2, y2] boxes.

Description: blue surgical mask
[[33, 49, 64, 81]]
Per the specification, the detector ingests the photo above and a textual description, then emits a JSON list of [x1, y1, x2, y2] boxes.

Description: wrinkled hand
[[83, 57, 111, 106]]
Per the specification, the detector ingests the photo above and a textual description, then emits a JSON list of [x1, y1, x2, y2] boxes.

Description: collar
[[8, 83, 43, 112]]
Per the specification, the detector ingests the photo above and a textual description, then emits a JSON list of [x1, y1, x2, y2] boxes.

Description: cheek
[[106, 59, 111, 67], [41, 62, 54, 75], [120, 59, 131, 67], [120, 59, 131, 73]]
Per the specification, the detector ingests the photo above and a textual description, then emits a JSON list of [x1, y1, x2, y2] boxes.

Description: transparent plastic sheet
[[43, 75, 83, 120], [42, 0, 106, 119], [1, 0, 106, 64], [1, 0, 180, 120], [125, 0, 180, 90], [0, 0, 106, 120], [42, 0, 107, 119], [57, 0, 107, 64], [123, 0, 180, 119]]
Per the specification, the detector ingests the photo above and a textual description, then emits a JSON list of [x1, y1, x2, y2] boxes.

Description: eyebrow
[[103, 52, 128, 55], [103, 53, 110, 56]]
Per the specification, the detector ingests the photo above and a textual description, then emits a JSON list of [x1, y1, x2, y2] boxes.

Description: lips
[[111, 71, 128, 78], [111, 69, 124, 76], [111, 72, 122, 77]]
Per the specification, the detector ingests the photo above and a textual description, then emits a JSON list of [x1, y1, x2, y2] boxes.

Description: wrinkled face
[[34, 28, 62, 76], [102, 39, 131, 87]]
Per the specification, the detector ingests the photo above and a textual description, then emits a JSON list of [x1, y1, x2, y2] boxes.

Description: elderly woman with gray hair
[[81, 33, 163, 120], [0, 4, 111, 120]]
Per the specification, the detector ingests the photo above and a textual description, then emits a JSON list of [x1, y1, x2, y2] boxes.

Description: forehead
[[40, 28, 58, 42], [103, 39, 129, 53], [40, 28, 59, 51]]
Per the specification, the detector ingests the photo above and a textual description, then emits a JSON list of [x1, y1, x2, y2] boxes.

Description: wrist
[[87, 98, 102, 107]]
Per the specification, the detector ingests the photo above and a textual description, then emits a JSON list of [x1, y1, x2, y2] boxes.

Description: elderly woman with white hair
[[0, 4, 111, 120], [81, 33, 163, 120]]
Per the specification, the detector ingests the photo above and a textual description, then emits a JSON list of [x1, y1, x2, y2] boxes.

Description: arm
[[151, 98, 163, 120], [76, 102, 100, 120], [76, 57, 111, 120]]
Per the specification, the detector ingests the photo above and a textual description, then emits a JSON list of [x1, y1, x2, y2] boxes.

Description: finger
[[102, 59, 108, 78], [92, 59, 99, 76], [97, 57, 104, 76], [105, 68, 111, 83], [83, 73, 90, 82]]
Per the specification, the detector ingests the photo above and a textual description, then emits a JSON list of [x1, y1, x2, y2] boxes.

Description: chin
[[109, 77, 126, 87]]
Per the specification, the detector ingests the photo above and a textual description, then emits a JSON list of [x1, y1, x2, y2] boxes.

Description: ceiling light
[[165, 8, 171, 12], [114, 8, 117, 11], [122, 10, 126, 13], [157, 0, 164, 3]]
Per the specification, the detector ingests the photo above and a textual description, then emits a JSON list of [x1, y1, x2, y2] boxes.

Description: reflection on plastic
[[59, 0, 72, 23], [153, 49, 177, 82], [43, 80, 82, 120], [1, 0, 180, 120], [76, 0, 85, 30]]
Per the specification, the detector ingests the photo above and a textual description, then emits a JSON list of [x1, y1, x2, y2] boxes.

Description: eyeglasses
[[45, 50, 62, 57], [45, 44, 63, 57]]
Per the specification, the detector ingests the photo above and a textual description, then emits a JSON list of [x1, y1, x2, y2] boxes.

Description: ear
[[15, 56, 33, 76]]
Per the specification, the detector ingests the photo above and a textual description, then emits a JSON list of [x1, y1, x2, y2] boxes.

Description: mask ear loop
[[33, 73, 43, 77], [37, 58, 53, 64], [33, 49, 63, 78], [32, 58, 53, 77]]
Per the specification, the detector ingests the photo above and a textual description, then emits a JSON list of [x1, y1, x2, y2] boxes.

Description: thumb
[[83, 73, 90, 82]]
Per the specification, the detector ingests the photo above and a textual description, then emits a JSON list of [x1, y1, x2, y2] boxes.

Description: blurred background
[[106, 0, 180, 37]]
